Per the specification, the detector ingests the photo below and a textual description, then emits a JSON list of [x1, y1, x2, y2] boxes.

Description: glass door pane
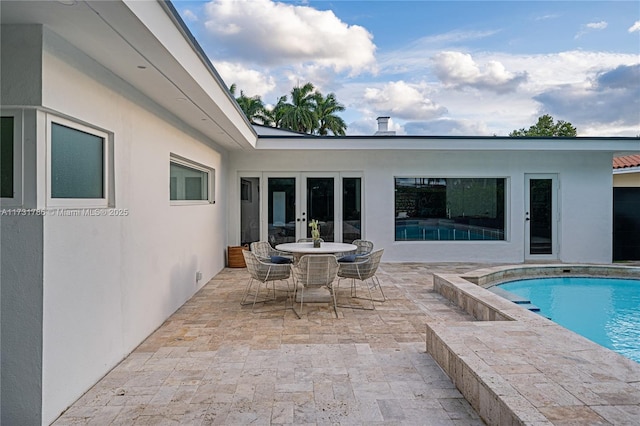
[[343, 178, 361, 242], [306, 177, 335, 242], [529, 178, 552, 255], [240, 177, 260, 245], [268, 177, 297, 245]]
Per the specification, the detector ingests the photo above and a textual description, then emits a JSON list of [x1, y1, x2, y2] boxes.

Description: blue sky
[[175, 0, 640, 136]]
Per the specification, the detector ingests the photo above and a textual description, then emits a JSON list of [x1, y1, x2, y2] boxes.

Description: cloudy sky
[[176, 0, 640, 136]]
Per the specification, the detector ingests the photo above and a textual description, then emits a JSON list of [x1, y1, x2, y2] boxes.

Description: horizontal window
[[47, 116, 110, 208], [170, 156, 214, 204], [395, 177, 505, 241]]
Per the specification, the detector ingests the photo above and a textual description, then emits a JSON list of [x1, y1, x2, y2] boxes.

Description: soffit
[[1, 0, 256, 151]]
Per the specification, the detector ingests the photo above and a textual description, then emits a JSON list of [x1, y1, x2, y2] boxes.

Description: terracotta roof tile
[[613, 155, 640, 169]]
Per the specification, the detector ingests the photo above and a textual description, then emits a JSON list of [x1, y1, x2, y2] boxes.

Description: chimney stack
[[374, 116, 396, 136], [377, 116, 389, 132]]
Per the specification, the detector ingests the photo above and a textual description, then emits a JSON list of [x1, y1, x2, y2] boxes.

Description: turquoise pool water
[[499, 277, 640, 363], [395, 225, 503, 241]]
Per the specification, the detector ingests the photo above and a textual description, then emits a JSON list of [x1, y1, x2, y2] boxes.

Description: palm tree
[[270, 95, 289, 129], [276, 82, 318, 133], [229, 84, 273, 126], [231, 82, 348, 135], [314, 92, 347, 136]]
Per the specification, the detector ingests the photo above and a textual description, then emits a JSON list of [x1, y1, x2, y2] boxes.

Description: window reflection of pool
[[498, 277, 640, 364], [396, 220, 504, 241]]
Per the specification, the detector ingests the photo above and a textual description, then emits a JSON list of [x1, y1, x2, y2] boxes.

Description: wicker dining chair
[[250, 241, 293, 264], [292, 254, 339, 318], [352, 239, 374, 255], [337, 239, 373, 261], [335, 248, 385, 309], [241, 249, 293, 313]]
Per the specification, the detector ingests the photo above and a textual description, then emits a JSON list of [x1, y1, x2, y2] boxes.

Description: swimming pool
[[395, 224, 503, 241], [498, 277, 640, 363]]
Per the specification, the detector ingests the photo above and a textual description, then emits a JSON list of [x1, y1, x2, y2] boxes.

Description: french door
[[525, 174, 558, 260], [257, 172, 364, 246]]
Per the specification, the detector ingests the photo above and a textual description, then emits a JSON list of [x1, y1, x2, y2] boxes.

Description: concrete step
[[488, 286, 541, 313]]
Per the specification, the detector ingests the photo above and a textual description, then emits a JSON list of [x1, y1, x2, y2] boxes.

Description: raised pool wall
[[426, 264, 640, 425]]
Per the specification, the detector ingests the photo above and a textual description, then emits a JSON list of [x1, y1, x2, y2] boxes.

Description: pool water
[[498, 277, 640, 363], [395, 225, 503, 241]]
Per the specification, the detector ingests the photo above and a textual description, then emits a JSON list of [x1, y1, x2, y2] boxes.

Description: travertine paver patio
[[53, 263, 491, 425]]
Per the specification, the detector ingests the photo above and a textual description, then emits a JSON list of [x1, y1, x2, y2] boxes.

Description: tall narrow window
[[1, 116, 14, 198], [169, 156, 213, 203], [343, 177, 361, 242], [240, 177, 260, 245]]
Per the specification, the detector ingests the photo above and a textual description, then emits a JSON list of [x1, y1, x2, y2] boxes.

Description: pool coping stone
[[427, 264, 640, 425]]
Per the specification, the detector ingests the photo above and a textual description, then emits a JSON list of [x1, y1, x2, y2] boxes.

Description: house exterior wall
[[228, 149, 614, 264], [2, 26, 229, 424], [0, 25, 42, 106], [1, 26, 45, 426], [0, 215, 44, 426]]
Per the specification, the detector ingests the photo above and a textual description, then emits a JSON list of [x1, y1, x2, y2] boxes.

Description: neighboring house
[[613, 155, 640, 260], [1, 1, 638, 424]]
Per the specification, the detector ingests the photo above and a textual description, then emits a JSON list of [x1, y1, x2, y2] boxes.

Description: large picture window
[[170, 155, 213, 204], [395, 177, 505, 241]]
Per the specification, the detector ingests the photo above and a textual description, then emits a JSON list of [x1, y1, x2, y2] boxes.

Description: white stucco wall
[[32, 30, 228, 424], [228, 149, 614, 264], [0, 216, 44, 426], [1, 26, 45, 426]]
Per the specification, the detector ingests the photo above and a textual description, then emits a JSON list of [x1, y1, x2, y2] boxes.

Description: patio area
[[53, 262, 490, 425], [51, 261, 640, 425]]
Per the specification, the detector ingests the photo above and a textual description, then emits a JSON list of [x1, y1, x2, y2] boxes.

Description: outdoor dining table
[[275, 242, 357, 262], [275, 242, 357, 304]]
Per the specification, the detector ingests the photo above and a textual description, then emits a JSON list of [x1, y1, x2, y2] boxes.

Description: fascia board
[[256, 137, 640, 152]]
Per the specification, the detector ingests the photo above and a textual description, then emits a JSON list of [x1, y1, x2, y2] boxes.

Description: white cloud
[[629, 21, 640, 33], [213, 61, 276, 97], [587, 21, 608, 30], [202, 0, 376, 75], [489, 51, 639, 91], [362, 81, 447, 120], [412, 29, 500, 47], [377, 30, 499, 75], [404, 119, 490, 136], [535, 14, 560, 21], [432, 51, 527, 93], [534, 64, 640, 132], [182, 8, 198, 22], [575, 20, 608, 39]]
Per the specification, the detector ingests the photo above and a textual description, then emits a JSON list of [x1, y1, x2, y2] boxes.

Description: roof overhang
[[1, 0, 257, 151], [256, 136, 640, 153]]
